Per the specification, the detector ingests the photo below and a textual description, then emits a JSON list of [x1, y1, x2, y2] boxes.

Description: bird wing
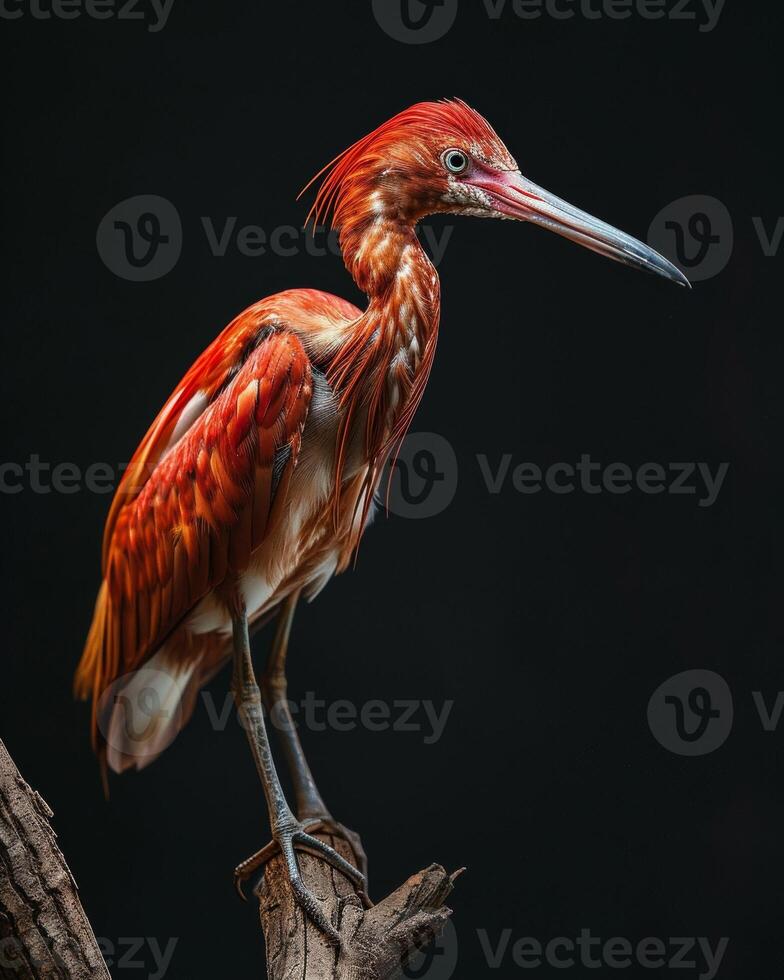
[[76, 308, 313, 725], [101, 301, 291, 570]]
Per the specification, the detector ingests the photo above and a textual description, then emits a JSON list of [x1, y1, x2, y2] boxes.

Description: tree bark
[[256, 829, 460, 979], [0, 734, 459, 978], [0, 739, 110, 980]]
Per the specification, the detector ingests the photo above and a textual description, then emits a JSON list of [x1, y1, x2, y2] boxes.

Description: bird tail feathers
[[75, 582, 228, 780]]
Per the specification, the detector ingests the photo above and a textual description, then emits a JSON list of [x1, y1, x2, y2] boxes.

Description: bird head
[[303, 98, 689, 287]]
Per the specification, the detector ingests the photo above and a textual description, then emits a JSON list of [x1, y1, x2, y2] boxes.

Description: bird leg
[[260, 593, 368, 877], [230, 603, 365, 943], [262, 591, 333, 822]]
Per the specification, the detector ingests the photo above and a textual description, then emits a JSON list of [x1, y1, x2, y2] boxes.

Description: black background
[[2, 1, 782, 977]]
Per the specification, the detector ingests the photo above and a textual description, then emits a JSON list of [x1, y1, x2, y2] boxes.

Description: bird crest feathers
[[298, 98, 505, 230]]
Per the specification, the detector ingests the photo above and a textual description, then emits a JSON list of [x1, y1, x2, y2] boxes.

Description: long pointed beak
[[472, 170, 690, 288]]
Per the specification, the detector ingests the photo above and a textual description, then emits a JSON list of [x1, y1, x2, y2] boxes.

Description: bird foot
[[234, 818, 370, 941]]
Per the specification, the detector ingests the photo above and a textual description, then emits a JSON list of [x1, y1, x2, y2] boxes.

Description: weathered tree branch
[[0, 739, 109, 980], [0, 735, 458, 978], [257, 829, 460, 979]]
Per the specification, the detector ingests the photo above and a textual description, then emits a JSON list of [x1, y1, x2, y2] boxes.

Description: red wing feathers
[[76, 322, 313, 751]]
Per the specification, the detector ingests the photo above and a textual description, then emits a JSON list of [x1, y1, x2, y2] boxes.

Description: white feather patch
[[161, 390, 209, 460], [103, 649, 198, 773]]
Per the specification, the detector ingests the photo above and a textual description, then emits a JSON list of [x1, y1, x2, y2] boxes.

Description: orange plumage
[[77, 98, 687, 779]]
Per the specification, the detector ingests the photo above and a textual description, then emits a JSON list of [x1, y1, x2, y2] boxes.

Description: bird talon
[[234, 874, 248, 902], [293, 830, 365, 887], [232, 821, 366, 936], [297, 817, 369, 884], [233, 838, 281, 901]]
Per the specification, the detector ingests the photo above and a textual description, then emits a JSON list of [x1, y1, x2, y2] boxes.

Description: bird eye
[[443, 149, 469, 175]]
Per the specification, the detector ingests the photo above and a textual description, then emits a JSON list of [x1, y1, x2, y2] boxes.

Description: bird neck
[[326, 214, 441, 522], [331, 212, 440, 423]]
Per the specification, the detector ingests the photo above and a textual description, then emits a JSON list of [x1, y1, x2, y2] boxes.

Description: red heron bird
[[76, 99, 688, 939]]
